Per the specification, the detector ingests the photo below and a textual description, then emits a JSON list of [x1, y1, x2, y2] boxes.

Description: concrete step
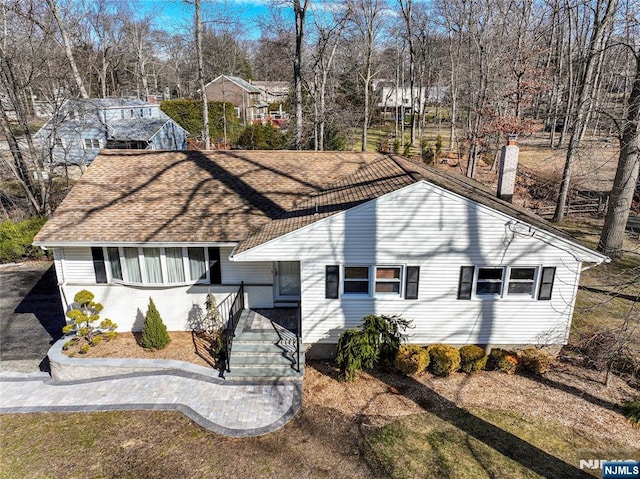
[[228, 354, 296, 368], [233, 331, 281, 343], [231, 343, 290, 355], [223, 365, 304, 381]]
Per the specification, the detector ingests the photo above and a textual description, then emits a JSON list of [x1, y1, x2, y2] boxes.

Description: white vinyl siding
[[233, 181, 593, 346], [54, 245, 275, 331], [219, 246, 272, 284], [59, 247, 95, 283]]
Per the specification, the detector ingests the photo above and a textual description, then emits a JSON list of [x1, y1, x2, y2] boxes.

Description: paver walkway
[[0, 371, 302, 437]]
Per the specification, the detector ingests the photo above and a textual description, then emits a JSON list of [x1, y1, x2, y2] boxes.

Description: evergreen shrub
[[0, 217, 48, 263], [487, 348, 519, 374], [335, 314, 412, 381], [63, 289, 117, 350], [459, 345, 487, 373], [519, 347, 554, 374], [428, 344, 461, 377], [140, 298, 171, 350], [622, 401, 640, 428], [395, 345, 429, 375]]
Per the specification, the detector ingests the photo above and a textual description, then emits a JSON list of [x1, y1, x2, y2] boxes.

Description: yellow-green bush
[[395, 345, 429, 375], [459, 345, 487, 373], [0, 217, 48, 263], [427, 344, 461, 377], [487, 348, 519, 374], [519, 347, 554, 374]]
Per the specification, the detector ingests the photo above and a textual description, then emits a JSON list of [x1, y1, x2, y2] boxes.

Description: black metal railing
[[295, 301, 302, 373], [225, 282, 245, 372]]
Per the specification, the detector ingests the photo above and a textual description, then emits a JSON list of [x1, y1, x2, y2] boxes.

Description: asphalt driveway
[[0, 261, 65, 372]]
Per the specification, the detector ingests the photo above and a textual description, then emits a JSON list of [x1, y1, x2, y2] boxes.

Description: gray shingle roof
[[224, 76, 262, 94], [107, 119, 169, 141]]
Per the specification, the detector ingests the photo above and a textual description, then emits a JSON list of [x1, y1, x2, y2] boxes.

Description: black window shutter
[[538, 267, 556, 300], [91, 247, 107, 284], [405, 266, 420, 299], [325, 265, 339, 299], [208, 247, 222, 285], [458, 266, 474, 300]]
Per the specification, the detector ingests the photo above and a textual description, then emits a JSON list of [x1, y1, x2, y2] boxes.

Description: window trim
[[462, 266, 545, 300], [83, 138, 101, 149], [339, 265, 405, 299], [374, 265, 403, 297], [103, 246, 210, 286], [342, 265, 371, 297]]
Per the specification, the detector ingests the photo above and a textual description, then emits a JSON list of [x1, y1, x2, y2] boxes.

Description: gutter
[[581, 256, 611, 272]]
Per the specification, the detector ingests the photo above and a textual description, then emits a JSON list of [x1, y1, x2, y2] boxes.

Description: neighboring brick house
[[203, 75, 265, 124], [34, 98, 188, 166]]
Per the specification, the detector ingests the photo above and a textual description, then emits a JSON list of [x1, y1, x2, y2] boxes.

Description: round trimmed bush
[[396, 345, 429, 375], [486, 348, 519, 374], [519, 347, 554, 374], [427, 344, 461, 377], [459, 345, 487, 373]]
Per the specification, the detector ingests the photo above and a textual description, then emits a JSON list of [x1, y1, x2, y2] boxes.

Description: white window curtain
[[166, 247, 185, 283], [143, 248, 163, 283], [123, 247, 142, 283], [106, 247, 122, 280], [187, 248, 206, 281]]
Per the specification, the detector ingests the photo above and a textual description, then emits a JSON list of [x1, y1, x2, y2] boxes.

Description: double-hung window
[[83, 138, 100, 149], [507, 267, 536, 296], [458, 266, 552, 300], [475, 267, 503, 296], [341, 265, 403, 297], [343, 266, 370, 295], [375, 266, 402, 296]]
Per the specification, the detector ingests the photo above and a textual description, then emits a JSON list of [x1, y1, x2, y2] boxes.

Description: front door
[[275, 261, 301, 301]]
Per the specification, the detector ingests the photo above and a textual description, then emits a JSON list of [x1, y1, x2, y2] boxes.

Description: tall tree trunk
[[0, 49, 46, 215], [195, 0, 209, 150], [447, 30, 457, 151], [553, 0, 617, 222], [294, 0, 308, 150], [46, 0, 88, 99], [598, 49, 640, 258]]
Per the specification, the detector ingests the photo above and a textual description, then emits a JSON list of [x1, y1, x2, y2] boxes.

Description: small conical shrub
[[140, 298, 170, 350]]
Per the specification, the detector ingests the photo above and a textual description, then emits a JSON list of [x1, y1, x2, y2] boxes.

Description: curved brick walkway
[[0, 371, 302, 437]]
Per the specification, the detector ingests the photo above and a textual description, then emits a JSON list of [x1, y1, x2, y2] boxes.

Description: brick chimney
[[497, 134, 519, 203]]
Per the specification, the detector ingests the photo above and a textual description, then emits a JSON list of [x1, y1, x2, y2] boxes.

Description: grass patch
[[0, 409, 371, 479], [366, 409, 636, 479]]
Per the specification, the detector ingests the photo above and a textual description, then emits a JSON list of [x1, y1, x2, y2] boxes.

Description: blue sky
[[136, 0, 275, 38]]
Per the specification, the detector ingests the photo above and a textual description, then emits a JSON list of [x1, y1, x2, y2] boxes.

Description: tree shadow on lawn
[[314, 362, 593, 479], [521, 365, 625, 414]]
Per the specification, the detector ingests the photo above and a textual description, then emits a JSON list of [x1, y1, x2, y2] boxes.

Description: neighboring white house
[[34, 98, 188, 166], [375, 81, 449, 110], [34, 150, 608, 358]]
